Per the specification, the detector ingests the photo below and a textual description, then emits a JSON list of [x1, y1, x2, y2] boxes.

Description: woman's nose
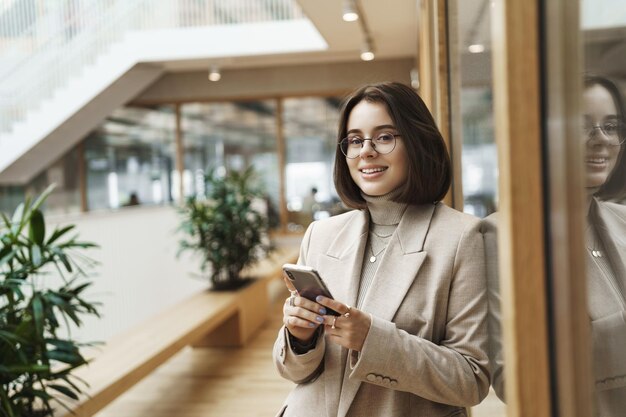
[[359, 139, 378, 158], [587, 126, 612, 145]]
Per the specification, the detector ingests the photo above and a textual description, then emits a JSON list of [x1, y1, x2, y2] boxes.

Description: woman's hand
[[283, 294, 327, 343], [316, 296, 372, 352]]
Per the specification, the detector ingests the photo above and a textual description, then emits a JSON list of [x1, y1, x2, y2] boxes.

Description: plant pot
[[210, 267, 252, 291]]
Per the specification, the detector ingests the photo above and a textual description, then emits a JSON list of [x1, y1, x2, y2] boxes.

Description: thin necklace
[[587, 224, 603, 258], [368, 232, 388, 263], [369, 245, 385, 263]]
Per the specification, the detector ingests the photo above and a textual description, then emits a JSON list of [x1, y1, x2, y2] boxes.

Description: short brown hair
[[334, 82, 451, 209]]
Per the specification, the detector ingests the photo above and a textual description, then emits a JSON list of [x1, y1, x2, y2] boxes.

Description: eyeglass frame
[[338, 133, 402, 159], [583, 121, 625, 146]]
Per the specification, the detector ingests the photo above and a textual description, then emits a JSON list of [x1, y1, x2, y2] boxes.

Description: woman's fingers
[[315, 295, 349, 315], [283, 296, 326, 327]]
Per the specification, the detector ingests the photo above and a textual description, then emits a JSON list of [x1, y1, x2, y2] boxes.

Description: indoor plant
[[0, 185, 99, 417], [178, 167, 271, 290]]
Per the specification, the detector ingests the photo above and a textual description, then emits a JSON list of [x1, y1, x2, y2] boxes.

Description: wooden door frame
[[542, 0, 594, 415]]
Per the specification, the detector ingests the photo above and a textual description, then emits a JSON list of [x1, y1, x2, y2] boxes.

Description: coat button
[[390, 380, 398, 387], [375, 375, 383, 383], [366, 373, 376, 382], [383, 377, 391, 385]]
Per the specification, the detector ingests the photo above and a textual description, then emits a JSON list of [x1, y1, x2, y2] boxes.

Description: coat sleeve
[[346, 221, 490, 407], [272, 221, 327, 384]]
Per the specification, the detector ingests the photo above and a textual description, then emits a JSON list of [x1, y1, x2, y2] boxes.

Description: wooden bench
[[60, 246, 298, 417]]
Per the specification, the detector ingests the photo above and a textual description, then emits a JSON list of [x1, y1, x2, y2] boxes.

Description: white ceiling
[[156, 0, 419, 72]]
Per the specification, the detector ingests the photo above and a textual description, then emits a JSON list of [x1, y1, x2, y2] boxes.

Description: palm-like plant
[[0, 185, 99, 417], [178, 167, 271, 290]]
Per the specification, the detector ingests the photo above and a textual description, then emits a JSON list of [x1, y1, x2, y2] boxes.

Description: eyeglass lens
[[339, 134, 397, 158], [584, 122, 625, 145]]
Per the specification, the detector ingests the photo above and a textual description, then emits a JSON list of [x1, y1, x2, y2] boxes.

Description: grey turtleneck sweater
[[356, 190, 408, 308]]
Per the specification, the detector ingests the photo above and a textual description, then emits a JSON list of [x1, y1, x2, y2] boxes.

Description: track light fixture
[[360, 38, 374, 61], [342, 0, 359, 22], [208, 66, 221, 82]]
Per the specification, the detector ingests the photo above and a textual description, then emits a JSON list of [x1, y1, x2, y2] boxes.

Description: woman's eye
[[604, 123, 618, 134], [376, 133, 394, 142], [348, 137, 363, 145]]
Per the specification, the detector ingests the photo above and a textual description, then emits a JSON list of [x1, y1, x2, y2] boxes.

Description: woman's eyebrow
[[347, 124, 397, 134]]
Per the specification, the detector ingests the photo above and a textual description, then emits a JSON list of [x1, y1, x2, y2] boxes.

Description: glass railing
[[0, 0, 305, 134]]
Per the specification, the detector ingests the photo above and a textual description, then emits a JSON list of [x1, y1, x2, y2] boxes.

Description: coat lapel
[[336, 203, 437, 417], [314, 210, 369, 417], [594, 200, 626, 307]]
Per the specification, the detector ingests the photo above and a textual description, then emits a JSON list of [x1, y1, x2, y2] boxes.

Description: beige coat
[[588, 199, 626, 417], [273, 203, 490, 417]]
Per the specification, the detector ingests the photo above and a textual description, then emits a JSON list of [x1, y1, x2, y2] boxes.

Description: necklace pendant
[[369, 256, 377, 263]]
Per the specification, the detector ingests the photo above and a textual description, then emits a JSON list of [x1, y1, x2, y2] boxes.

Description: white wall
[[48, 205, 207, 343]]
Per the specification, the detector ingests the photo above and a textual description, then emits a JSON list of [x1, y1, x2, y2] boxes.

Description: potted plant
[[178, 167, 272, 290], [0, 185, 99, 417]]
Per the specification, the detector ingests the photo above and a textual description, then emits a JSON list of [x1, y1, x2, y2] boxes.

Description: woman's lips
[[359, 167, 388, 178], [586, 157, 609, 169]]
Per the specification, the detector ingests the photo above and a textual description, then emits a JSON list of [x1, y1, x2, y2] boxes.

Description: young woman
[[583, 75, 626, 416], [273, 82, 490, 416]]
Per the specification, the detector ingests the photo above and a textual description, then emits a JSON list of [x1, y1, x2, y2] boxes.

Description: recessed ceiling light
[[468, 44, 485, 53], [208, 66, 221, 82]]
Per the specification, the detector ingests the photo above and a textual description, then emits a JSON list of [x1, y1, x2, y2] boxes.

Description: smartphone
[[282, 263, 340, 316]]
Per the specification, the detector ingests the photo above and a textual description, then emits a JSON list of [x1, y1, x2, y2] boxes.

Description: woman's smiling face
[[346, 100, 409, 196], [583, 84, 621, 190]]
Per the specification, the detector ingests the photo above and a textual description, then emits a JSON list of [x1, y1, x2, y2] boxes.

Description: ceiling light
[[360, 39, 375, 61], [342, 0, 359, 22], [468, 44, 485, 53], [410, 68, 420, 89], [208, 66, 221, 82]]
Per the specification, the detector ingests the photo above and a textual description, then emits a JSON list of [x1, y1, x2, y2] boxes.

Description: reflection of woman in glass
[[583, 75, 626, 416], [273, 82, 489, 416]]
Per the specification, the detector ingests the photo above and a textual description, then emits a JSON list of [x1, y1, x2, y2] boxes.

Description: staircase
[[0, 0, 314, 184]]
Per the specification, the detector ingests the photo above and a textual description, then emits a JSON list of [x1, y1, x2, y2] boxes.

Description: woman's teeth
[[361, 167, 387, 174]]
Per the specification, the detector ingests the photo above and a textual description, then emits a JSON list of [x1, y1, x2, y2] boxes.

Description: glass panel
[[85, 105, 176, 210], [448, 0, 505, 414], [0, 147, 81, 216], [0, 185, 25, 216], [452, 0, 497, 218], [581, 1, 626, 415], [283, 97, 343, 231], [180, 101, 280, 228]]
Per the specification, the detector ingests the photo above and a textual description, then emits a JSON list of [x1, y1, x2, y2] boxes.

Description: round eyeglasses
[[338, 133, 401, 159], [583, 121, 625, 146]]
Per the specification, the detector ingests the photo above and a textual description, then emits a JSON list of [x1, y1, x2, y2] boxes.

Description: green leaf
[[31, 183, 56, 213], [46, 349, 85, 366], [10, 203, 24, 226], [28, 209, 46, 246], [46, 225, 75, 245], [31, 294, 44, 340], [48, 384, 80, 400], [0, 248, 17, 267], [31, 244, 42, 267]]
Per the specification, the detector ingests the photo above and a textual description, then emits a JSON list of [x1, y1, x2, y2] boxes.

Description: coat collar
[[318, 203, 438, 417]]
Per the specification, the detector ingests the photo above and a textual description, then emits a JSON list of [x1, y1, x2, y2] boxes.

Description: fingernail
[[316, 316, 324, 323], [319, 307, 327, 315], [316, 295, 323, 302], [309, 322, 315, 327]]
